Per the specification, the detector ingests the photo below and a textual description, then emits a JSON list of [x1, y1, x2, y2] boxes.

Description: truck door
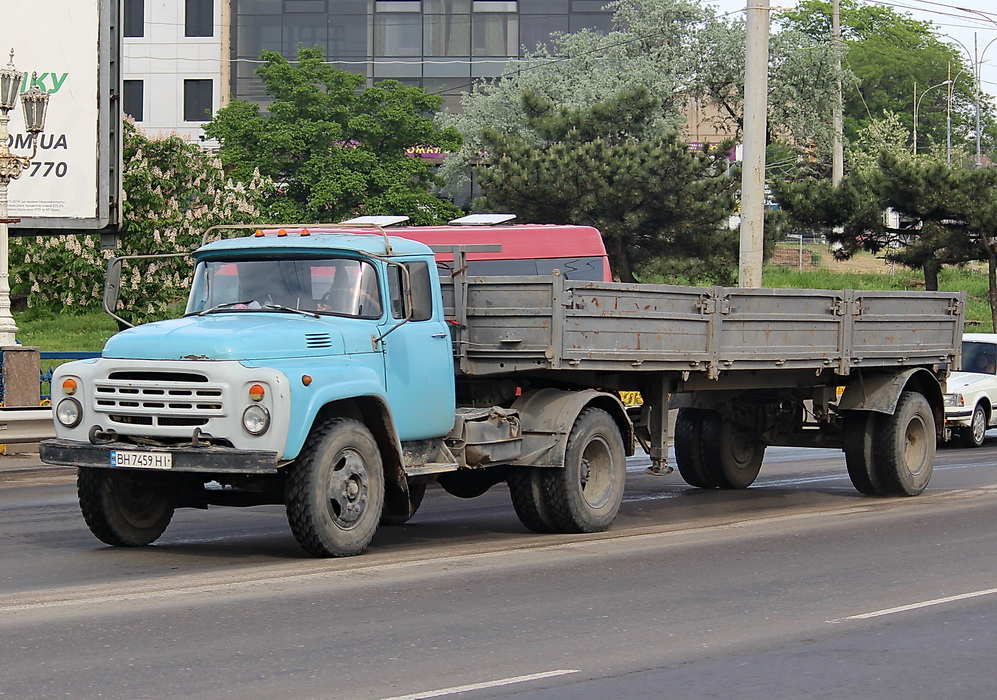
[[382, 260, 456, 440]]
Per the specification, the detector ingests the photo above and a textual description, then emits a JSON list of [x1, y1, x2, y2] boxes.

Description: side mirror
[[102, 257, 132, 328]]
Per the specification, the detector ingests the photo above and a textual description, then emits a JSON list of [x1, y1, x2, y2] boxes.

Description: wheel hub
[[328, 450, 369, 524]]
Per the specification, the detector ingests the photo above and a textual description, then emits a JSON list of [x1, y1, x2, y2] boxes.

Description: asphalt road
[[1, 441, 996, 700]]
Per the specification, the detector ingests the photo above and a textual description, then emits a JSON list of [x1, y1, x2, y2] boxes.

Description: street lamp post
[[955, 8, 997, 165], [913, 79, 951, 156], [0, 49, 49, 347]]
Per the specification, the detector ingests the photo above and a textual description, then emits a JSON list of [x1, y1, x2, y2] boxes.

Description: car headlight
[[242, 405, 271, 435], [943, 394, 964, 408], [56, 398, 83, 428]]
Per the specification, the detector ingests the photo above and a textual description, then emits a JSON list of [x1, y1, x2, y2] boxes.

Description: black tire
[[285, 417, 384, 557], [542, 408, 626, 533], [872, 391, 935, 496], [380, 481, 427, 526], [507, 467, 556, 533], [77, 467, 174, 546], [960, 403, 988, 448], [843, 411, 882, 495], [700, 411, 765, 489], [674, 408, 718, 489]]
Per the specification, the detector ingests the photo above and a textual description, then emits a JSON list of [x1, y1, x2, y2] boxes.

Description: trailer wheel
[[960, 403, 988, 448], [285, 417, 384, 557], [674, 408, 718, 489], [843, 411, 881, 495], [872, 391, 934, 496], [697, 410, 765, 489], [380, 481, 427, 526], [542, 408, 626, 533], [77, 467, 174, 546], [507, 467, 556, 533]]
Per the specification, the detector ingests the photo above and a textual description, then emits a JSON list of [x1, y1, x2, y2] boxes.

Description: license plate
[[110, 450, 173, 470]]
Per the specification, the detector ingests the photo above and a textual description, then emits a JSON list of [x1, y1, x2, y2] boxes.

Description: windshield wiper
[[263, 303, 320, 318], [190, 300, 259, 316]]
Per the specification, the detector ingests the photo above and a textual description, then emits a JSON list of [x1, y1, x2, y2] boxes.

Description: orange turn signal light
[[248, 384, 266, 401], [302, 375, 313, 387], [62, 378, 78, 395]]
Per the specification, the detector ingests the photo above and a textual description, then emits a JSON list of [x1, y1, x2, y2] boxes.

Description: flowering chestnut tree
[[13, 121, 273, 324]]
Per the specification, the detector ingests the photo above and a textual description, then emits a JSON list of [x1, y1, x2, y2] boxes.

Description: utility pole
[[832, 0, 843, 185], [738, 0, 770, 288]]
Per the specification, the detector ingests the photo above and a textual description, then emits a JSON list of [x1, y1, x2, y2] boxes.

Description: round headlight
[[56, 398, 83, 428], [242, 405, 271, 435]]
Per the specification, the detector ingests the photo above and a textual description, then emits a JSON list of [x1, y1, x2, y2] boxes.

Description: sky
[[703, 0, 997, 99]]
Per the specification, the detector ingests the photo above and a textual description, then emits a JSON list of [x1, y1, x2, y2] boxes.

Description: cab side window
[[389, 261, 433, 321]]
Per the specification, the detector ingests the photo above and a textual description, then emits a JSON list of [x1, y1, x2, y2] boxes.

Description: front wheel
[[285, 417, 385, 557], [542, 408, 626, 533], [960, 403, 988, 448], [77, 467, 175, 546]]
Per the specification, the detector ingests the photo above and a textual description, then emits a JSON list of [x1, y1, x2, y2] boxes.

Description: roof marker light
[[277, 229, 288, 237]]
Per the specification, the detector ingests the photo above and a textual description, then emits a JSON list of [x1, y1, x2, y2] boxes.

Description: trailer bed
[[443, 275, 964, 379]]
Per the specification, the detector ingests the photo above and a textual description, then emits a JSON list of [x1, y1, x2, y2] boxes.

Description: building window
[[471, 13, 518, 56], [425, 13, 471, 56], [123, 80, 144, 122], [185, 0, 214, 37], [374, 13, 423, 57], [184, 79, 214, 121], [123, 0, 144, 37]]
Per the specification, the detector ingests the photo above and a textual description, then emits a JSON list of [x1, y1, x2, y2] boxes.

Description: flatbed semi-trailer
[[40, 221, 963, 556]]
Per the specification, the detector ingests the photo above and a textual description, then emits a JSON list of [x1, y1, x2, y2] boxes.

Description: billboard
[[1, 0, 119, 232]]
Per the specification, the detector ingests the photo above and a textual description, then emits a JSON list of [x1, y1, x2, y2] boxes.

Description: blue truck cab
[[41, 227, 461, 555]]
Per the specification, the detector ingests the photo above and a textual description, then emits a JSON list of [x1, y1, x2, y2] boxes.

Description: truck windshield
[[185, 258, 382, 319]]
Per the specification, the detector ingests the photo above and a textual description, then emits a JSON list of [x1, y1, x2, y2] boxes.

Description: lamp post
[[0, 49, 49, 347], [948, 27, 997, 168], [947, 66, 971, 166], [913, 79, 951, 156]]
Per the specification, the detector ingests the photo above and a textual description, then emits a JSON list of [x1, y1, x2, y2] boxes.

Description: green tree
[[774, 129, 997, 328], [778, 0, 977, 155], [444, 0, 848, 187], [475, 88, 737, 283], [205, 47, 464, 224], [13, 121, 271, 324]]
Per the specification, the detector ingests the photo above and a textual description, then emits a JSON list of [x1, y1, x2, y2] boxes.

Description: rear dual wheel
[[843, 391, 935, 497], [508, 408, 626, 534], [674, 408, 765, 489]]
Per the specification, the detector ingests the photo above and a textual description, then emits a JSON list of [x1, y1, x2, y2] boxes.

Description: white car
[[944, 333, 997, 447]]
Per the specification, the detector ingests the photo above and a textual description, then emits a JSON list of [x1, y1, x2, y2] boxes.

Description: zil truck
[[39, 217, 965, 557]]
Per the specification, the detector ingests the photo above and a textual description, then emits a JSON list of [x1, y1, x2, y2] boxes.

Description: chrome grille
[[94, 374, 225, 427]]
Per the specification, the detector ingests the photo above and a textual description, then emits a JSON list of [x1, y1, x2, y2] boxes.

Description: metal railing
[[0, 352, 100, 445], [40, 352, 101, 402], [0, 405, 54, 444]]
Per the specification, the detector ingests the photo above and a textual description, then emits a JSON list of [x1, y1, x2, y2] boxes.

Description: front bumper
[[39, 438, 281, 474]]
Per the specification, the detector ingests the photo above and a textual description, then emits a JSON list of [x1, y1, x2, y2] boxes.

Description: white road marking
[[378, 669, 579, 700], [829, 587, 997, 623]]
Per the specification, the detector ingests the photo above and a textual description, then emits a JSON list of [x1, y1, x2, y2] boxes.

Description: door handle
[[431, 332, 448, 338]]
